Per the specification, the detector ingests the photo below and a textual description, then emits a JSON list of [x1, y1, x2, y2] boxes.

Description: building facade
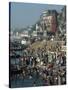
[[40, 10, 58, 35]]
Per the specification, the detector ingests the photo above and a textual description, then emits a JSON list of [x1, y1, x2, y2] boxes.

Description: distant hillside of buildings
[[10, 6, 66, 42]]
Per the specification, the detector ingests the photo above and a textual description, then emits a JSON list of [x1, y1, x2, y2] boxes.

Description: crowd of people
[[10, 40, 66, 86]]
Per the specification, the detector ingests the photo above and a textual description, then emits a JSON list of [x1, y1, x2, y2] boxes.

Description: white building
[[32, 31, 37, 37], [20, 31, 30, 38]]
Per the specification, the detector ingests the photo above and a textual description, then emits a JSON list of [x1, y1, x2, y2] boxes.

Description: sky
[[10, 2, 64, 30]]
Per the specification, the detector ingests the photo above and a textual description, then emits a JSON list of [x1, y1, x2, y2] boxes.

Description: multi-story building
[[57, 6, 66, 40], [40, 10, 58, 35]]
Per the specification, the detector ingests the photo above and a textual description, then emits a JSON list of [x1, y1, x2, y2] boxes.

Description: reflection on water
[[11, 75, 46, 88]]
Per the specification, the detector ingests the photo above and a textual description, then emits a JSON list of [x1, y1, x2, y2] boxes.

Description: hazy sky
[[10, 2, 64, 30]]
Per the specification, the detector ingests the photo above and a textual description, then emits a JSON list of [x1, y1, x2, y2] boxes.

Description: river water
[[11, 75, 48, 88]]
